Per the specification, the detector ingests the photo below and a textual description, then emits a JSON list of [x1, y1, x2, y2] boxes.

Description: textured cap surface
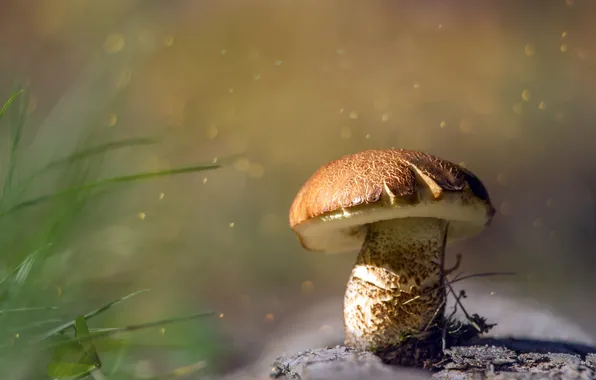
[[289, 149, 495, 253]]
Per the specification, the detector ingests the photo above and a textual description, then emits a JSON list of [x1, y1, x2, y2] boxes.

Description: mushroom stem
[[343, 217, 448, 350]]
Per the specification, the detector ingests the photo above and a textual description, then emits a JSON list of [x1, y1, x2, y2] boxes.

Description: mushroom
[[289, 149, 495, 351]]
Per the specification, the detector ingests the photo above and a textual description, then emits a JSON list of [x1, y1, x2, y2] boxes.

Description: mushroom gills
[[343, 217, 448, 350]]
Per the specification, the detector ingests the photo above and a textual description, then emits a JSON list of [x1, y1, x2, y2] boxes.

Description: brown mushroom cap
[[289, 149, 495, 253]]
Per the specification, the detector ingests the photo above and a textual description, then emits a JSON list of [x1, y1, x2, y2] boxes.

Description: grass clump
[[0, 89, 223, 379]]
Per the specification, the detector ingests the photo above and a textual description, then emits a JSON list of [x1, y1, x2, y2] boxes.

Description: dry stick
[[408, 270, 516, 309], [419, 223, 451, 335], [444, 278, 481, 332], [412, 221, 515, 349], [438, 221, 449, 305], [423, 298, 445, 332], [450, 271, 516, 285], [432, 289, 468, 369], [436, 224, 479, 349], [402, 295, 421, 306], [422, 245, 461, 332], [439, 223, 450, 351], [422, 222, 452, 335], [440, 289, 468, 351], [444, 254, 462, 276], [432, 253, 462, 276], [414, 269, 517, 303], [446, 291, 464, 321]]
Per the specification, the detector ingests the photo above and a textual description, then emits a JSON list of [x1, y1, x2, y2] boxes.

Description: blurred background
[[1, 0, 595, 378]]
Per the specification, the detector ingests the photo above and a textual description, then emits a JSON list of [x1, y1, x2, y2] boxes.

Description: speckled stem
[[343, 217, 448, 350]]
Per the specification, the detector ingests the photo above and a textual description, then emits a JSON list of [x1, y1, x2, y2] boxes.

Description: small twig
[[448, 321, 464, 335], [444, 254, 462, 276], [447, 290, 466, 321], [432, 253, 461, 276], [438, 222, 449, 299], [442, 289, 469, 351], [432, 358, 450, 369], [424, 298, 445, 332], [450, 271, 465, 283], [445, 279, 481, 332], [402, 295, 421, 305], [407, 221, 502, 351], [449, 271, 517, 285], [439, 222, 449, 351], [414, 270, 515, 302], [422, 222, 451, 333], [441, 322, 447, 352]]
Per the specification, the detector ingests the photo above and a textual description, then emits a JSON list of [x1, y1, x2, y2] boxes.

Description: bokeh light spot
[[499, 201, 513, 215], [532, 218, 543, 228], [248, 163, 265, 178], [103, 34, 125, 54], [340, 126, 352, 139], [206, 125, 219, 140], [459, 117, 473, 133], [301, 280, 315, 294], [233, 158, 251, 172], [521, 89, 531, 101], [497, 172, 508, 186]]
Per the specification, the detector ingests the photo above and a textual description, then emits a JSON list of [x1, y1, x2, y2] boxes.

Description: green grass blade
[[3, 87, 27, 197], [74, 315, 102, 370], [36, 289, 150, 342], [0, 90, 23, 121], [134, 360, 207, 380], [18, 137, 159, 202], [81, 289, 150, 321], [59, 333, 193, 355], [40, 310, 215, 354], [13, 250, 40, 287], [106, 337, 129, 377], [0, 248, 45, 299], [82, 311, 216, 342], [0, 306, 57, 314], [46, 362, 96, 380], [38, 138, 158, 173], [9, 84, 26, 145], [0, 243, 57, 300], [7, 318, 64, 333], [0, 164, 221, 218], [40, 311, 216, 351], [46, 317, 101, 380], [88, 164, 221, 184]]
